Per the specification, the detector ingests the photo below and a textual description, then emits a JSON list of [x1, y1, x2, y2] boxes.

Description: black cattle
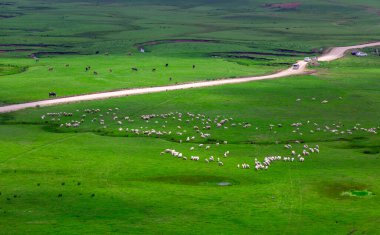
[[165, 63, 169, 67], [193, 65, 196, 69], [132, 68, 138, 71], [152, 68, 156, 72], [49, 92, 56, 97]]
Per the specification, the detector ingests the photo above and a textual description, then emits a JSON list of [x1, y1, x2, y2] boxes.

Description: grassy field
[[2, 0, 380, 56], [0, 53, 289, 104], [1, 0, 380, 104], [0, 55, 379, 234], [1, 0, 380, 234]]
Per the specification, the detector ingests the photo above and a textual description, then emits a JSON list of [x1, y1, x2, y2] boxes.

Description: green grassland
[[1, 0, 380, 104], [1, 0, 380, 234], [0, 54, 379, 234], [1, 0, 380, 55], [0, 52, 289, 104]]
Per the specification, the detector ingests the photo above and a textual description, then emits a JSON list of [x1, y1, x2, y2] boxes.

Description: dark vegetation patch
[[267, 62, 293, 66], [362, 148, 380, 155], [224, 55, 273, 61], [263, 2, 302, 10], [31, 52, 80, 58], [134, 39, 220, 48], [337, 140, 380, 155], [17, 6, 55, 10], [274, 49, 316, 54], [0, 2, 15, 6], [5, 27, 46, 33], [0, 44, 72, 48], [71, 30, 126, 39], [211, 51, 298, 57], [0, 113, 15, 123], [341, 190, 374, 197], [319, 181, 371, 199], [0, 14, 20, 19], [0, 49, 33, 53], [0, 64, 27, 76], [0, 10, 23, 18]]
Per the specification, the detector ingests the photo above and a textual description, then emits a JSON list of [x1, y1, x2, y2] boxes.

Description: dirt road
[[0, 42, 379, 114]]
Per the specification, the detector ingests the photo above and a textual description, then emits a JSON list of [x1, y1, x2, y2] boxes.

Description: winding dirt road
[[1, 42, 379, 114]]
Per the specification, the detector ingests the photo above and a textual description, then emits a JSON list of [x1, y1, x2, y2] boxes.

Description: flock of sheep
[[159, 141, 320, 171], [41, 107, 378, 171]]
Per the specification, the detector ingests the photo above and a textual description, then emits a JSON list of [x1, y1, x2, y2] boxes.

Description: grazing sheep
[[191, 156, 200, 161]]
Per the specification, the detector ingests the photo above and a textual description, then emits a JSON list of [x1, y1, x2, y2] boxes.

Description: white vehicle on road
[[304, 57, 312, 62]]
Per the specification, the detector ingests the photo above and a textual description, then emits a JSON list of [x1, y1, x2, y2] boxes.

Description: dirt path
[[1, 42, 379, 114]]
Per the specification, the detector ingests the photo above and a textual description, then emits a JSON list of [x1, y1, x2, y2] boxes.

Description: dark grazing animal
[[49, 92, 56, 97]]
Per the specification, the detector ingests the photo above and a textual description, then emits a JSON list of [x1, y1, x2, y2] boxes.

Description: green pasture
[[0, 54, 379, 234], [0, 52, 289, 104], [1, 0, 380, 57], [1, 0, 380, 234], [1, 0, 380, 105]]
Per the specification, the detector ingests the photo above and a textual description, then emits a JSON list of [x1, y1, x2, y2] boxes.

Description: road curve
[[1, 42, 379, 114]]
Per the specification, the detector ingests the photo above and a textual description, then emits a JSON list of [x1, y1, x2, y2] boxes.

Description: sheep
[[191, 156, 200, 161], [284, 144, 292, 149]]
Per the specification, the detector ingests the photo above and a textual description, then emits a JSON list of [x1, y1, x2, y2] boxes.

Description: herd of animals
[[46, 62, 195, 97], [40, 107, 379, 172]]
